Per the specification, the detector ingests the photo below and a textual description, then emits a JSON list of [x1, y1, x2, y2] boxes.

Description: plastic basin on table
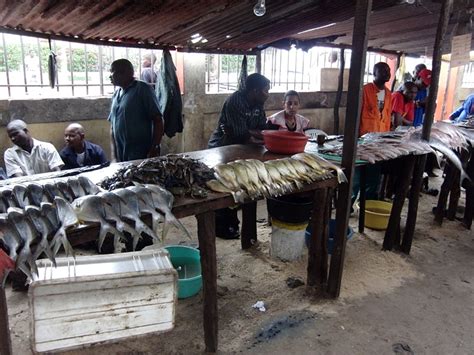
[[262, 130, 308, 154]]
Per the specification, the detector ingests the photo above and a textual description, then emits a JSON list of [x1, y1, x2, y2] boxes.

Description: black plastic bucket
[[266, 194, 313, 224]]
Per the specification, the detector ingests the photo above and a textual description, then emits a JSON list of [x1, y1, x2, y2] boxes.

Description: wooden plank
[[333, 47, 345, 135], [434, 162, 456, 225], [196, 211, 218, 353], [327, 0, 372, 299], [307, 188, 328, 288], [0, 286, 12, 355], [383, 156, 415, 251], [241, 201, 257, 249], [402, 0, 453, 251]]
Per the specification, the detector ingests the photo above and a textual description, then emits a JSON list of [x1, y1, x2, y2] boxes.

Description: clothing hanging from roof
[[156, 50, 183, 138]]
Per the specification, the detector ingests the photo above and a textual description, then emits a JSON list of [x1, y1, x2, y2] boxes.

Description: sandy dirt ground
[[5, 173, 474, 354]]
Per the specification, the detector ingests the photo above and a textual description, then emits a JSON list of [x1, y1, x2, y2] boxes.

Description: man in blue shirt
[[108, 59, 163, 162], [450, 93, 474, 123], [60, 123, 108, 170]]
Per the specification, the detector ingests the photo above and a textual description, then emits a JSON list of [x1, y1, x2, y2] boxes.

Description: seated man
[[449, 93, 474, 123], [4, 119, 64, 178], [60, 123, 109, 170]]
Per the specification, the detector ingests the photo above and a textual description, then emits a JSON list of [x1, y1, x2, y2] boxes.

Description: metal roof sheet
[[0, 0, 471, 55]]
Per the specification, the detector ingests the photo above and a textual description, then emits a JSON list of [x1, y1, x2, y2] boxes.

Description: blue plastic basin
[[305, 219, 354, 254], [164, 246, 202, 299]]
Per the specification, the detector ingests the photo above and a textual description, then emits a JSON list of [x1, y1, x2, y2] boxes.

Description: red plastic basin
[[262, 130, 308, 154]]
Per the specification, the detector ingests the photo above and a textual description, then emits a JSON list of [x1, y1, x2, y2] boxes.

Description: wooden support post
[[256, 51, 262, 74], [463, 150, 474, 229], [402, 155, 424, 253], [241, 202, 257, 249], [358, 165, 367, 233], [196, 211, 218, 353], [383, 156, 415, 251], [328, 0, 372, 298], [401, 0, 453, 250], [0, 286, 12, 355], [307, 188, 329, 288], [333, 47, 345, 135]]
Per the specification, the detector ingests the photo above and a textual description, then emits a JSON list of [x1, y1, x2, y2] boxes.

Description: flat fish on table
[[72, 195, 125, 252], [43, 182, 66, 202], [68, 177, 87, 199], [7, 207, 39, 279], [25, 183, 47, 206], [428, 136, 471, 186], [0, 214, 22, 262], [78, 176, 102, 195], [12, 184, 28, 208], [143, 184, 191, 240], [112, 188, 161, 245], [55, 181, 75, 202], [24, 206, 56, 265], [51, 197, 78, 257], [125, 186, 167, 235], [98, 191, 146, 251]]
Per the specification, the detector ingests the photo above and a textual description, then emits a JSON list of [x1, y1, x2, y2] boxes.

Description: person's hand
[[0, 249, 14, 282], [248, 130, 264, 145], [147, 145, 161, 158]]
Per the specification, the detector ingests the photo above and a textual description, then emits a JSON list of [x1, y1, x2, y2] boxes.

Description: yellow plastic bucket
[[364, 200, 392, 230]]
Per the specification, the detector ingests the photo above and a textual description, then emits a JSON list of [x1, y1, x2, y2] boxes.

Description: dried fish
[[51, 197, 78, 256], [100, 155, 214, 198]]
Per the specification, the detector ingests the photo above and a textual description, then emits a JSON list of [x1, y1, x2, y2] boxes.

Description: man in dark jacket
[[208, 73, 271, 239], [60, 123, 108, 170]]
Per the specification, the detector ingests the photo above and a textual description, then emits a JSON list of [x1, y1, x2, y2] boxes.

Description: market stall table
[[0, 144, 339, 354]]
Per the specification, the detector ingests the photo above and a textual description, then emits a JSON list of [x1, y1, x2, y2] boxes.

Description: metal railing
[[0, 32, 163, 98], [205, 47, 389, 94]]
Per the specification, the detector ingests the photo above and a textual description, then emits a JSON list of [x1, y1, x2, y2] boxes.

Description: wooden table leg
[[0, 286, 12, 355], [196, 212, 218, 353], [435, 163, 455, 225], [447, 169, 461, 221], [463, 152, 474, 229], [307, 188, 329, 288], [241, 201, 257, 249], [358, 165, 367, 233], [383, 156, 415, 251]]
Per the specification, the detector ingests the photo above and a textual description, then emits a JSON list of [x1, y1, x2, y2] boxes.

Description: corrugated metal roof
[[0, 0, 471, 55]]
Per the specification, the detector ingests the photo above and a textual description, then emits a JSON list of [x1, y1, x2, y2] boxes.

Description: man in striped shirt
[[208, 73, 271, 239]]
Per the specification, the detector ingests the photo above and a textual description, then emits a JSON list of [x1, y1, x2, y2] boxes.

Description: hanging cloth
[[156, 50, 183, 138], [47, 38, 57, 89], [238, 55, 248, 91]]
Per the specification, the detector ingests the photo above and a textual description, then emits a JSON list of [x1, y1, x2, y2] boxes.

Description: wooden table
[[0, 144, 339, 354]]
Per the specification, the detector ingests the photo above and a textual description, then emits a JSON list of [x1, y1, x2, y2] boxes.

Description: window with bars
[[462, 61, 474, 88], [0, 32, 165, 98], [205, 47, 389, 94]]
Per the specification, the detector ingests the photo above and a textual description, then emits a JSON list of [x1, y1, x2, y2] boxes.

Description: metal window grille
[[462, 61, 474, 88], [205, 47, 389, 94], [0, 31, 166, 98]]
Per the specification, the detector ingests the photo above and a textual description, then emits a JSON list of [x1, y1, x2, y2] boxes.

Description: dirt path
[[5, 175, 473, 354]]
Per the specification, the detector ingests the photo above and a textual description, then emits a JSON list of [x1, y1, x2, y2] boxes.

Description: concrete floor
[[5, 174, 474, 354]]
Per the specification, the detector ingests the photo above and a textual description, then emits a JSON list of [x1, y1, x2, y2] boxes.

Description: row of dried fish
[[99, 154, 215, 198], [0, 183, 190, 281], [0, 176, 100, 212], [207, 154, 346, 202]]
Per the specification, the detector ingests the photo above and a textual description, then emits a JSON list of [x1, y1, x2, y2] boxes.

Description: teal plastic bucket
[[165, 246, 202, 299]]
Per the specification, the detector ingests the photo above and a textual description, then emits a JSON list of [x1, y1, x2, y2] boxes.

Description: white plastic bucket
[[270, 219, 307, 261]]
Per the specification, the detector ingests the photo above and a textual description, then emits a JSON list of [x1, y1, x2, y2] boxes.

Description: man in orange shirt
[[352, 62, 392, 211], [359, 62, 392, 137]]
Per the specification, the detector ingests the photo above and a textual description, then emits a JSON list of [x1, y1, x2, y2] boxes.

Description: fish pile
[[319, 131, 434, 164], [0, 176, 190, 282], [0, 175, 100, 212], [207, 154, 346, 202], [99, 154, 215, 198]]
